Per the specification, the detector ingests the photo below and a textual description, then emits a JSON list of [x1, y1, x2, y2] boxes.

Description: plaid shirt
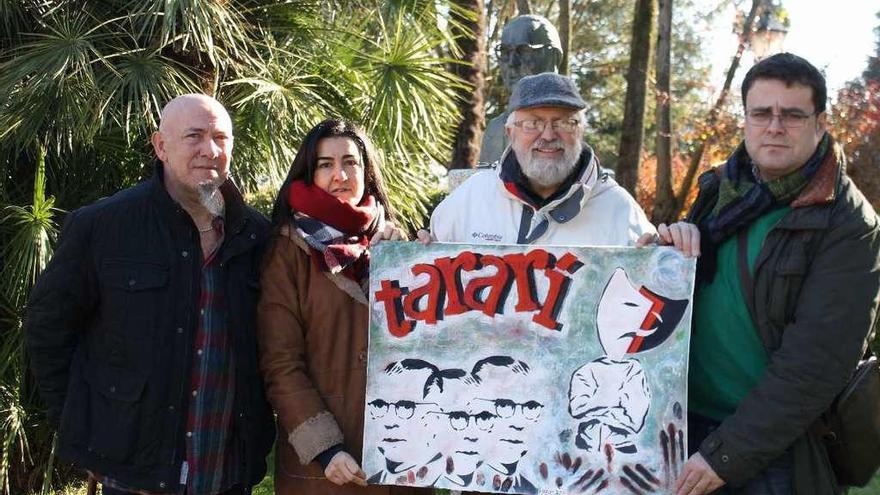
[[99, 220, 240, 494]]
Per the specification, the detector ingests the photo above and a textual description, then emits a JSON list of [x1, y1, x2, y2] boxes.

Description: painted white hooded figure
[[568, 267, 687, 454]]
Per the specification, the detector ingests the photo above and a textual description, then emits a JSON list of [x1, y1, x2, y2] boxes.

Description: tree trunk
[[489, 0, 512, 45], [516, 0, 531, 15], [559, 0, 571, 75], [615, 0, 655, 194], [651, 0, 674, 223], [449, 0, 487, 169], [670, 0, 762, 218]]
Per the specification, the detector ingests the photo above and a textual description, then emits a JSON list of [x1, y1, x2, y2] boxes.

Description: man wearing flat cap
[[428, 72, 699, 253]]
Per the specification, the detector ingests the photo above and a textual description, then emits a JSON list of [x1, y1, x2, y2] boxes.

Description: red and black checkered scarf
[[288, 180, 381, 284]]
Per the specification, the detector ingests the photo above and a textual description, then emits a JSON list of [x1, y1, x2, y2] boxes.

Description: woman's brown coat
[[257, 227, 428, 495]]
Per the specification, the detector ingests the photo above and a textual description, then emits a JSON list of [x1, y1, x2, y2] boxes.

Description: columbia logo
[[471, 232, 503, 242]]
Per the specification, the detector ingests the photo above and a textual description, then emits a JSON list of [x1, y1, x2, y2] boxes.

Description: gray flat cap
[[508, 72, 586, 111]]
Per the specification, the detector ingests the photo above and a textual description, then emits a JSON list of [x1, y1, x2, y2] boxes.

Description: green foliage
[[221, 6, 466, 229], [0, 360, 29, 495], [0, 1, 471, 493], [0, 0, 465, 223], [828, 19, 880, 365], [0, 145, 61, 495], [483, 0, 717, 167], [353, 12, 465, 227], [851, 472, 880, 494], [1, 147, 59, 307]]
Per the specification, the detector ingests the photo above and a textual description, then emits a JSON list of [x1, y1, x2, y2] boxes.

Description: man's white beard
[[197, 181, 224, 218], [519, 139, 583, 189]]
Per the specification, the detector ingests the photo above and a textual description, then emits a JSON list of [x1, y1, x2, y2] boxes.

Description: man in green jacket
[[676, 53, 880, 495]]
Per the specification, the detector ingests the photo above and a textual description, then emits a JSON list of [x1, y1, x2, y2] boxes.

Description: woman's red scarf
[[287, 180, 380, 284]]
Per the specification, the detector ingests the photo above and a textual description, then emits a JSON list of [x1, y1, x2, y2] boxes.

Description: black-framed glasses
[[474, 398, 544, 420], [494, 44, 552, 61], [429, 410, 497, 431], [745, 109, 816, 128], [368, 399, 438, 420], [511, 118, 580, 134]]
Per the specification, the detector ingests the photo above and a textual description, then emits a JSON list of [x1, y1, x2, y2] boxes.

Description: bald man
[[25, 95, 274, 495]]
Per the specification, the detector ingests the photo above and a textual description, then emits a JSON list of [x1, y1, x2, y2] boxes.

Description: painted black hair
[[383, 359, 443, 398], [470, 356, 531, 384]]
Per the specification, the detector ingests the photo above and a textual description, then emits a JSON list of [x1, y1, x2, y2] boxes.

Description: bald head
[[152, 94, 234, 203], [158, 94, 231, 134]]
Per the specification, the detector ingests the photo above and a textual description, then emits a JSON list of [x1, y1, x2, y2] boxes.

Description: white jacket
[[430, 148, 655, 246]]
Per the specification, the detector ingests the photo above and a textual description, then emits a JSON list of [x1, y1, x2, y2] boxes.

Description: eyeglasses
[[474, 398, 544, 420], [511, 118, 580, 134], [495, 44, 552, 61], [745, 109, 816, 128], [368, 399, 437, 420], [430, 410, 498, 431]]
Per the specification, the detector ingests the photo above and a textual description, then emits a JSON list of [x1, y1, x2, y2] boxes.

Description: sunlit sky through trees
[[698, 0, 877, 103]]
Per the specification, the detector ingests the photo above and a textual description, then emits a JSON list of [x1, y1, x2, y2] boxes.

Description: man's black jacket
[[25, 165, 274, 492]]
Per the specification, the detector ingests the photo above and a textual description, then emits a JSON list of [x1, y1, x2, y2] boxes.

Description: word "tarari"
[[374, 249, 583, 337]]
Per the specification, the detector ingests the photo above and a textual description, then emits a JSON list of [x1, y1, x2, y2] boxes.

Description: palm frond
[[0, 9, 109, 148], [124, 0, 257, 75], [358, 12, 466, 148], [0, 145, 59, 307], [0, 4, 477, 490], [0, 0, 32, 51], [237, 0, 323, 36], [0, 369, 30, 495], [222, 38, 343, 189], [347, 11, 466, 229], [98, 48, 202, 138]]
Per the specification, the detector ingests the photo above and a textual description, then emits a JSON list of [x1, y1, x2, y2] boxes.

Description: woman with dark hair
[[257, 119, 423, 494]]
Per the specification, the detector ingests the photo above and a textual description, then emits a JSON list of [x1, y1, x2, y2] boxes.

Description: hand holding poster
[[364, 242, 696, 494]]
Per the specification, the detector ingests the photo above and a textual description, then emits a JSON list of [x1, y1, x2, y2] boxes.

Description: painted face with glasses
[[743, 79, 826, 181], [368, 396, 441, 468], [434, 409, 498, 432], [466, 357, 545, 475], [424, 374, 493, 481], [475, 398, 544, 421], [484, 397, 544, 470], [430, 403, 495, 477], [368, 399, 436, 420]]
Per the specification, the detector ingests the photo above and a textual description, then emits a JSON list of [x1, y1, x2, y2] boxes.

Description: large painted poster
[[364, 243, 696, 494]]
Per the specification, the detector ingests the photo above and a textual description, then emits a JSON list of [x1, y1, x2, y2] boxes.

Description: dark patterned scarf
[[287, 180, 381, 284], [706, 133, 832, 242]]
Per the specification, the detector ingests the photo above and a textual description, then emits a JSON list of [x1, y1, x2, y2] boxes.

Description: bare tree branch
[[671, 0, 762, 218]]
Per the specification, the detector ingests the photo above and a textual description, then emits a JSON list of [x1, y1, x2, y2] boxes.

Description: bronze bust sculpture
[[479, 15, 564, 165]]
